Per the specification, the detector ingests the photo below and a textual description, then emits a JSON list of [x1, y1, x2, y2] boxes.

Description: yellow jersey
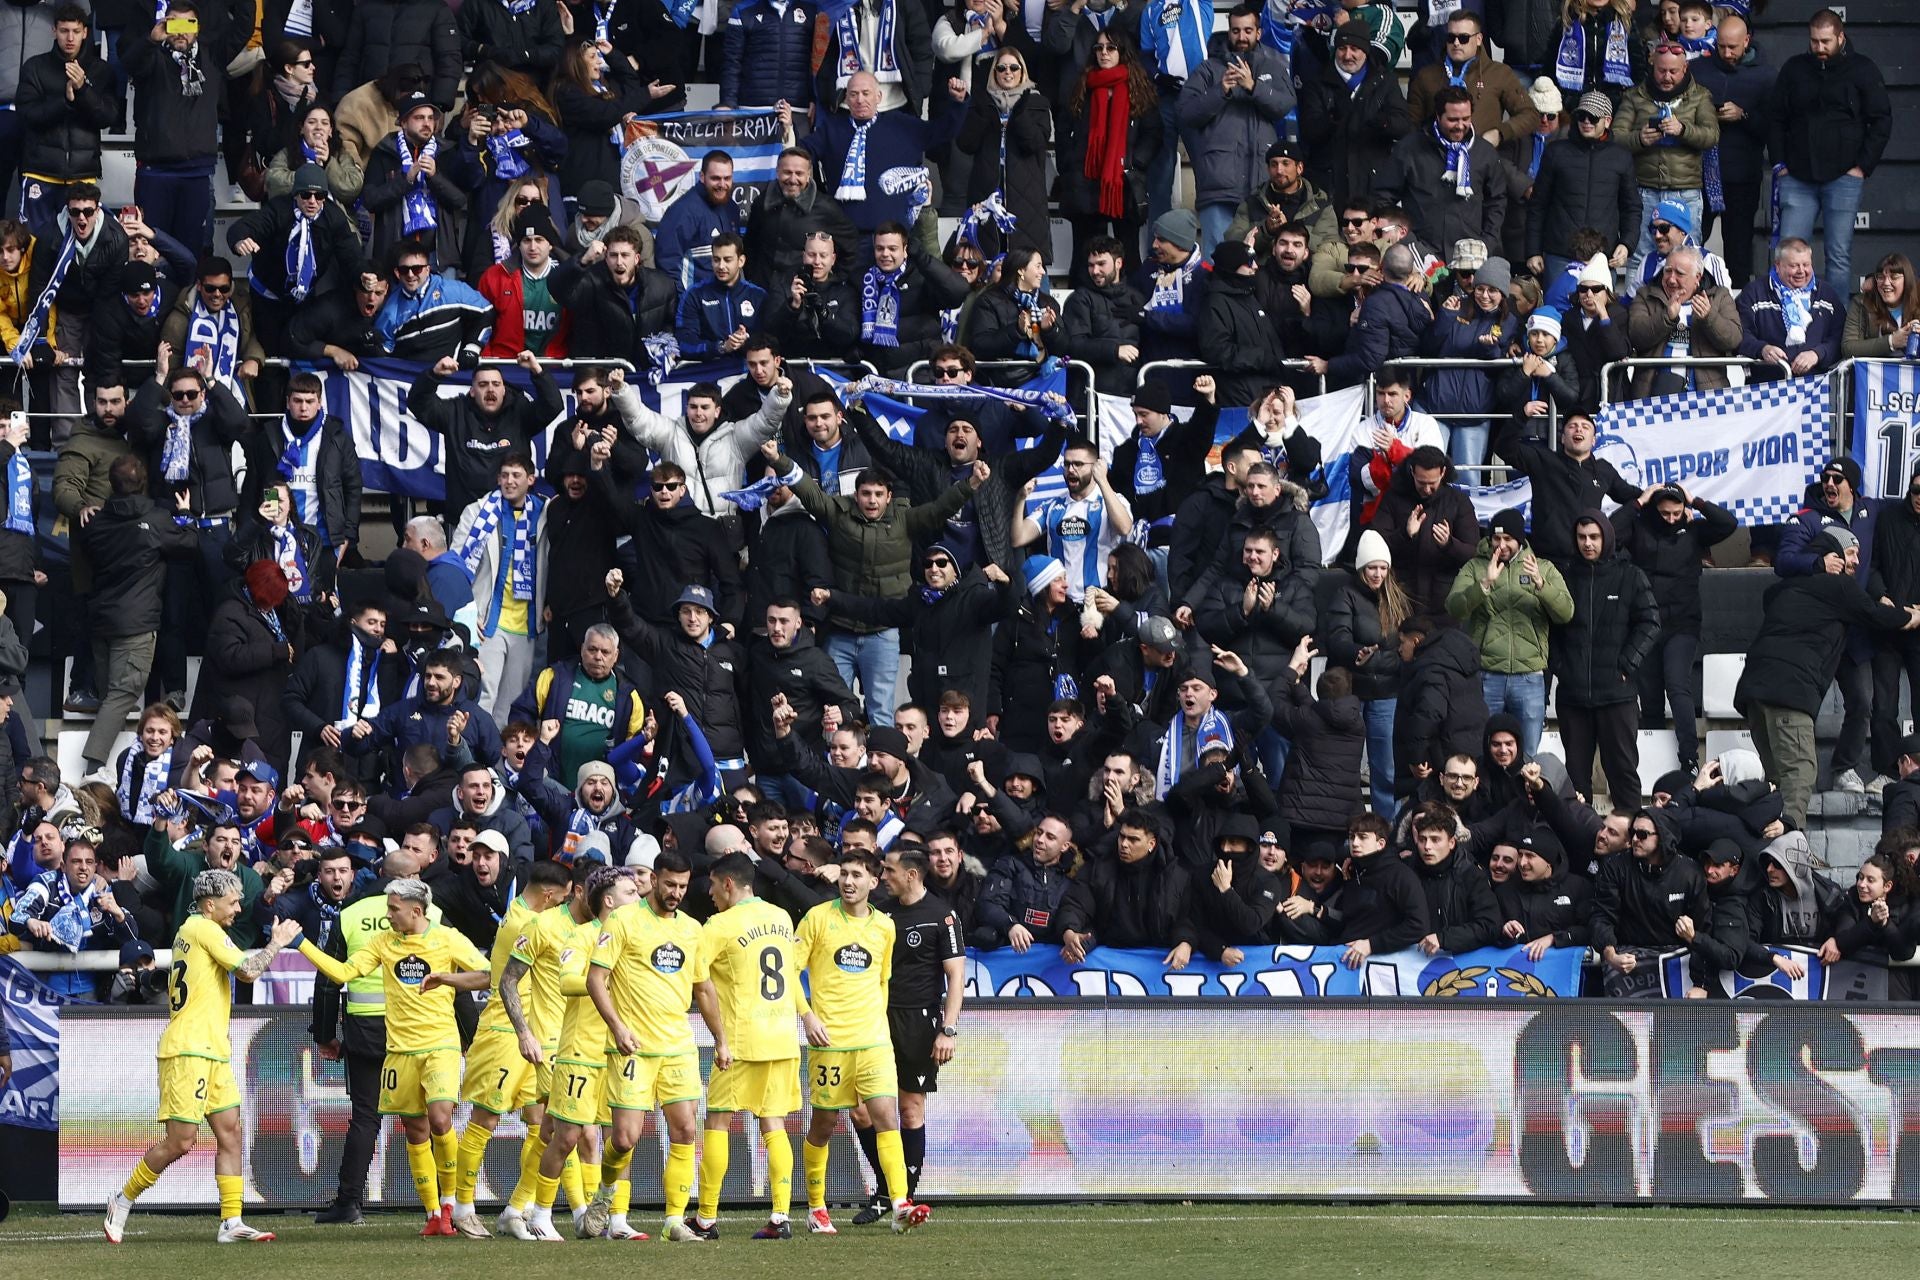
[[546, 911, 608, 1065], [795, 899, 894, 1051], [698, 896, 807, 1063], [591, 899, 707, 1056], [509, 903, 576, 1045], [302, 923, 488, 1054], [475, 896, 540, 1035], [158, 914, 248, 1062]]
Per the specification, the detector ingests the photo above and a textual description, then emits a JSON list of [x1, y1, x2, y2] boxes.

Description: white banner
[[1852, 359, 1920, 504], [1465, 379, 1829, 528]]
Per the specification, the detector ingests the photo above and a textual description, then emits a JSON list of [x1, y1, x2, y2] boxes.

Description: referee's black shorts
[[887, 1005, 941, 1094]]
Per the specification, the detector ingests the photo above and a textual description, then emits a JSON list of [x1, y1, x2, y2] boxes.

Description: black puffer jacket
[[744, 629, 860, 769], [1394, 625, 1489, 795], [1055, 278, 1145, 396], [1272, 673, 1364, 834], [974, 849, 1074, 948], [1181, 481, 1324, 608], [405, 366, 564, 519], [15, 45, 115, 180], [1295, 49, 1411, 210], [1195, 563, 1315, 689], [1190, 818, 1286, 952], [1527, 133, 1640, 261], [125, 380, 248, 517], [25, 205, 126, 318], [744, 185, 859, 293], [1552, 510, 1661, 708], [561, 263, 682, 374], [1589, 809, 1710, 952], [1369, 456, 1480, 619], [1611, 497, 1737, 636], [1321, 571, 1407, 703], [606, 592, 747, 763], [333, 0, 463, 109], [964, 283, 1064, 366], [988, 597, 1083, 752], [1411, 843, 1501, 953], [1199, 270, 1289, 410], [198, 580, 301, 768], [1167, 474, 1237, 605], [120, 27, 221, 165], [1492, 425, 1642, 567], [454, 0, 563, 76], [827, 568, 1014, 714], [1321, 850, 1430, 950], [1057, 841, 1199, 952], [75, 492, 199, 636], [1494, 852, 1594, 949], [956, 87, 1052, 258]]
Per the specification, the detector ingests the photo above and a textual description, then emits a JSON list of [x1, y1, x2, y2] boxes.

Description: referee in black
[[849, 842, 966, 1223]]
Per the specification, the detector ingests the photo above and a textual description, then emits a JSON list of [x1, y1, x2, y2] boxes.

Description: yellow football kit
[[155, 914, 247, 1124], [795, 899, 897, 1110]]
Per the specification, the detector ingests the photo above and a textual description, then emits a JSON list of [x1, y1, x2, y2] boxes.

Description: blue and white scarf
[[286, 207, 318, 301], [1145, 252, 1199, 314], [339, 636, 381, 727], [665, 0, 698, 26], [458, 491, 545, 599], [1703, 144, 1724, 214], [43, 872, 103, 952], [1553, 16, 1631, 93], [1132, 429, 1165, 495], [1443, 56, 1470, 88], [1773, 268, 1815, 344], [4, 447, 31, 535], [846, 372, 1076, 421], [503, 0, 537, 13], [259, 602, 288, 644], [1154, 707, 1231, 799], [1432, 121, 1472, 197], [118, 746, 173, 825], [720, 460, 802, 511], [11, 226, 78, 362], [270, 523, 310, 599], [957, 190, 1017, 250], [283, 0, 314, 36], [834, 0, 900, 88], [277, 413, 326, 517], [964, 7, 998, 52], [304, 880, 341, 947], [840, 807, 903, 850], [184, 296, 241, 391], [1011, 287, 1046, 358], [836, 120, 871, 201], [860, 264, 903, 346], [397, 131, 440, 235], [879, 165, 931, 227], [564, 803, 618, 859], [160, 405, 200, 484], [593, 0, 616, 42], [486, 128, 532, 181]]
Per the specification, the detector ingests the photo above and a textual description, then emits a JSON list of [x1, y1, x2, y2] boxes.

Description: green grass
[[5, 1201, 1918, 1279]]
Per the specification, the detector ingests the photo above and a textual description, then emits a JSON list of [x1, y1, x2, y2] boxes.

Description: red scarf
[[1082, 66, 1132, 220]]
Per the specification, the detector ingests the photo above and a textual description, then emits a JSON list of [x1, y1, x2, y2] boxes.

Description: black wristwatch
[[939, 1025, 960, 1038]]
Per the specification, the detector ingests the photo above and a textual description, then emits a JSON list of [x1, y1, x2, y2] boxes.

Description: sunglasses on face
[[170, 388, 201, 401], [1576, 283, 1607, 294], [1344, 263, 1372, 274], [70, 206, 98, 218], [1445, 30, 1475, 43], [397, 263, 429, 275], [1651, 222, 1676, 235], [933, 365, 966, 377], [953, 259, 981, 270], [514, 194, 537, 206], [1340, 216, 1369, 227], [1575, 112, 1603, 125], [654, 479, 685, 491], [1631, 827, 1658, 839], [291, 57, 314, 67], [331, 797, 366, 811], [924, 557, 953, 570], [994, 62, 1020, 72], [200, 281, 233, 294]]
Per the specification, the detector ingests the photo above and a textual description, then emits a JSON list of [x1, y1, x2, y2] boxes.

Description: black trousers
[[1831, 652, 1872, 778], [1705, 177, 1764, 289], [1559, 695, 1641, 811], [338, 1015, 385, 1203], [1871, 637, 1920, 778], [1636, 631, 1700, 765]]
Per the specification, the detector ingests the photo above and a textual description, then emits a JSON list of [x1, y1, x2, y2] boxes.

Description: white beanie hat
[[1577, 253, 1613, 290], [1356, 528, 1392, 570]]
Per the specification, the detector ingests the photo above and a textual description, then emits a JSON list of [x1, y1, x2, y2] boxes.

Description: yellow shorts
[[707, 1058, 802, 1118], [546, 1060, 607, 1128], [606, 1049, 702, 1111], [379, 1048, 462, 1117], [807, 1045, 896, 1112], [156, 1056, 237, 1125], [460, 1030, 541, 1114], [534, 1059, 554, 1103]]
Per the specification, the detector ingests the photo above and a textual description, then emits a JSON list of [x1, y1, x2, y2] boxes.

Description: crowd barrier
[[902, 357, 1099, 432], [1136, 356, 1329, 404], [43, 1000, 1920, 1207]]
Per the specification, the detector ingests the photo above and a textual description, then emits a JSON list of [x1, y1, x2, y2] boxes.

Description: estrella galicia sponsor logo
[[651, 943, 686, 973], [394, 955, 430, 986], [835, 944, 872, 973]]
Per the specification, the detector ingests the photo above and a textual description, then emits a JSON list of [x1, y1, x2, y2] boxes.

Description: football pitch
[[5, 1201, 1916, 1279]]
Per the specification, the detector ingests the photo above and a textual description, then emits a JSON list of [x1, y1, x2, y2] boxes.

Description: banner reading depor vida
[[1463, 376, 1829, 527], [0, 954, 68, 1131], [963, 942, 1584, 998], [615, 108, 786, 226], [1851, 358, 1920, 504]]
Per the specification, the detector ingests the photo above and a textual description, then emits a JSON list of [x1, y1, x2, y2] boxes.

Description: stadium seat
[[58, 729, 132, 782], [1704, 728, 1756, 760], [1701, 654, 1746, 718], [1636, 731, 1682, 795]]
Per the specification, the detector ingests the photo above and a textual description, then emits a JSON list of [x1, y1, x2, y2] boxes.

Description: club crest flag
[[615, 109, 788, 222]]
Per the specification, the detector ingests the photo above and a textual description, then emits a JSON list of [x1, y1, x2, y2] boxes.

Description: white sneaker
[[578, 1186, 613, 1238], [216, 1219, 277, 1243], [660, 1218, 704, 1242], [1835, 768, 1867, 794], [103, 1191, 132, 1244], [497, 1206, 534, 1240], [890, 1201, 931, 1233], [450, 1209, 491, 1239], [528, 1212, 566, 1242], [1867, 773, 1895, 797], [607, 1222, 651, 1240]]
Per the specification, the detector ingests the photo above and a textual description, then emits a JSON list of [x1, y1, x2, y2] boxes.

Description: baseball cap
[[471, 829, 511, 857], [1896, 732, 1920, 761], [0, 675, 20, 698], [1139, 616, 1179, 653], [674, 584, 717, 613], [236, 759, 281, 789], [120, 939, 156, 967], [1702, 838, 1743, 865]]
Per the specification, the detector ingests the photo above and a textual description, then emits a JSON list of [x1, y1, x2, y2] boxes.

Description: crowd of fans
[[0, 0, 1915, 1004]]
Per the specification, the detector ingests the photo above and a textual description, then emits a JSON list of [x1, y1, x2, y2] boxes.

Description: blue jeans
[[135, 167, 214, 256], [1480, 671, 1546, 757], [1197, 203, 1235, 260], [1631, 187, 1703, 286], [1255, 725, 1290, 786], [1148, 96, 1180, 227], [1775, 172, 1865, 293], [757, 772, 814, 814], [1448, 419, 1490, 469], [825, 627, 899, 728], [1363, 697, 1396, 816]]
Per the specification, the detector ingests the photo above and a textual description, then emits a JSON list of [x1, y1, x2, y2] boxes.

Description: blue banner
[[963, 943, 1584, 998], [0, 955, 68, 1131], [1852, 358, 1920, 506], [1658, 944, 1890, 1000]]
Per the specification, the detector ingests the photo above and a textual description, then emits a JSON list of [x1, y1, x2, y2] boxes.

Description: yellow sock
[[431, 1130, 458, 1204], [406, 1141, 440, 1214], [215, 1174, 243, 1221], [764, 1130, 793, 1220], [454, 1123, 492, 1204], [561, 1153, 585, 1209], [697, 1132, 729, 1222], [510, 1131, 545, 1210], [875, 1130, 909, 1208], [602, 1145, 634, 1213], [664, 1142, 695, 1221], [578, 1154, 601, 1199], [534, 1172, 562, 1211], [803, 1139, 830, 1212], [122, 1158, 161, 1202]]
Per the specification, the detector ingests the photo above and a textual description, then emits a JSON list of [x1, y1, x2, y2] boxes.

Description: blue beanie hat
[[1023, 555, 1066, 596]]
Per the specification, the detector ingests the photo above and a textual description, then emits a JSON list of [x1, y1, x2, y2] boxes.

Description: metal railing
[[1135, 357, 1328, 404], [901, 358, 1099, 433], [1362, 356, 1562, 467], [1597, 356, 1794, 406]]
